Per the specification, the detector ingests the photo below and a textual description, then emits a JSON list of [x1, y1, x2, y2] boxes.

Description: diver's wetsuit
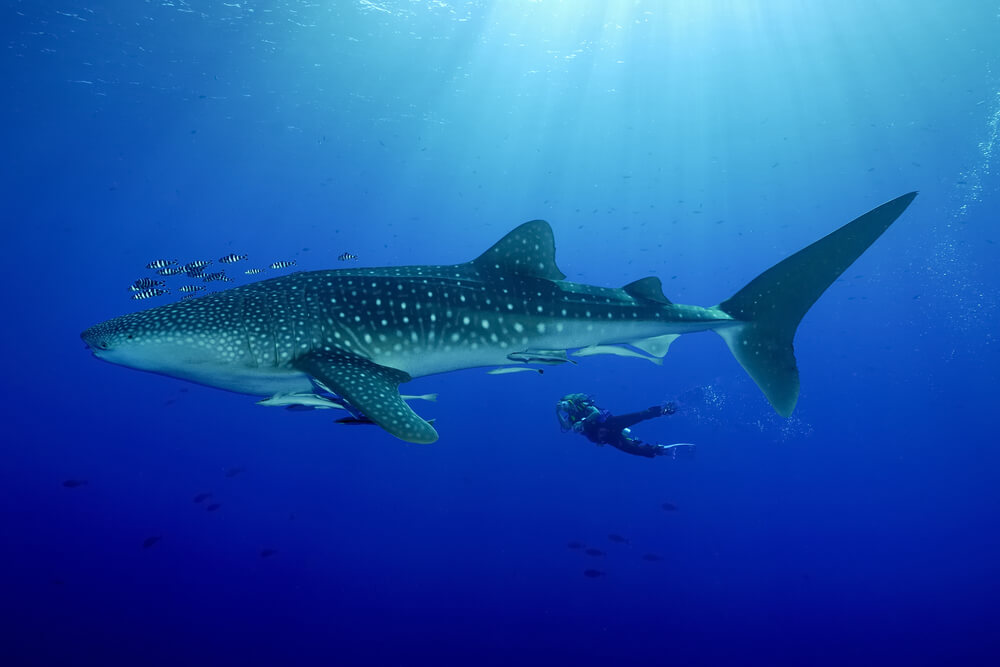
[[580, 406, 665, 458]]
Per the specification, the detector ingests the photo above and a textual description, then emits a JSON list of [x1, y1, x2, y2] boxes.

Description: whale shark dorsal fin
[[472, 220, 566, 280], [293, 350, 438, 444], [623, 277, 672, 304]]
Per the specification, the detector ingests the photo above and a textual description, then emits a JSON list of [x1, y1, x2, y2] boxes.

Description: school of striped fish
[[127, 251, 342, 301]]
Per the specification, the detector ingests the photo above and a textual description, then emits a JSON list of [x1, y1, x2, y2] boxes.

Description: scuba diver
[[556, 393, 695, 459]]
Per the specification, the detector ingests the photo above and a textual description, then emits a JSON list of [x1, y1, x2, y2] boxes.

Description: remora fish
[[81, 193, 917, 444], [257, 392, 438, 410]]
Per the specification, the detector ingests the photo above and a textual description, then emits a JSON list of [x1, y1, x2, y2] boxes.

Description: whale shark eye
[[126, 334, 134, 340], [99, 342, 109, 349]]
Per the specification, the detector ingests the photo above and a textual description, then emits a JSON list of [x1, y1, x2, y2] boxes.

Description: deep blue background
[[2, 1, 998, 665]]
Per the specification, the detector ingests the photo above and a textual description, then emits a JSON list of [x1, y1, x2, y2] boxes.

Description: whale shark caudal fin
[[293, 350, 439, 444], [714, 192, 918, 417]]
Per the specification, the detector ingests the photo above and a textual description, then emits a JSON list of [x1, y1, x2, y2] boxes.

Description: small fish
[[608, 534, 630, 544], [62, 479, 88, 488], [145, 259, 176, 269], [583, 569, 606, 578], [142, 536, 161, 549], [131, 288, 169, 300], [201, 272, 233, 283], [156, 266, 185, 276], [260, 549, 278, 558], [486, 367, 544, 375], [129, 278, 164, 291], [244, 268, 265, 275], [258, 392, 437, 411], [205, 503, 222, 512], [337, 252, 358, 261], [185, 260, 212, 270], [506, 349, 575, 365], [193, 492, 212, 503], [269, 260, 296, 269], [178, 285, 205, 293], [641, 553, 663, 562], [661, 502, 679, 511], [584, 548, 604, 557], [184, 267, 205, 278], [224, 466, 245, 478], [219, 253, 247, 264], [567, 541, 586, 550], [335, 416, 376, 425]]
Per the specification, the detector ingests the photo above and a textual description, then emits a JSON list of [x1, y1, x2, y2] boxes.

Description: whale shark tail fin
[[714, 192, 917, 417]]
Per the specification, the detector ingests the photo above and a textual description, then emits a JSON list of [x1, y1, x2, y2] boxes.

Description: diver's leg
[[609, 434, 660, 458], [655, 443, 697, 459], [604, 406, 663, 432]]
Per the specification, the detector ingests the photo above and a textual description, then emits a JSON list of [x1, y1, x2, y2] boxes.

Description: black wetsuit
[[580, 406, 664, 458]]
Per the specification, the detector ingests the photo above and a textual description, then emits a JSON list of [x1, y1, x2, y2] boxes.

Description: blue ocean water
[[2, 1, 999, 665]]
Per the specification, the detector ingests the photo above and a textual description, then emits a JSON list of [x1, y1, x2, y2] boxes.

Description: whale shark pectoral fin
[[292, 350, 439, 444]]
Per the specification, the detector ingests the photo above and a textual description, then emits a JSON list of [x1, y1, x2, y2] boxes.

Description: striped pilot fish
[[245, 268, 265, 275], [219, 254, 248, 264], [337, 252, 358, 261], [146, 259, 176, 270], [130, 287, 169, 300], [130, 278, 164, 291], [269, 260, 296, 269]]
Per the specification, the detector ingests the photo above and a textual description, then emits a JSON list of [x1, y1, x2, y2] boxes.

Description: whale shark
[[81, 192, 917, 443]]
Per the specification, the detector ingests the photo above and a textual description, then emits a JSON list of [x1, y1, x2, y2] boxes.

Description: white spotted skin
[[81, 262, 733, 396]]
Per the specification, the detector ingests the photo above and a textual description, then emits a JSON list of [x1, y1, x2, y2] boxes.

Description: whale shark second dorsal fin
[[472, 220, 566, 280], [623, 277, 672, 304]]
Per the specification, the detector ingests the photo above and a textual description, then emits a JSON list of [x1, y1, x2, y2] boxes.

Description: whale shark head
[[80, 296, 255, 381]]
